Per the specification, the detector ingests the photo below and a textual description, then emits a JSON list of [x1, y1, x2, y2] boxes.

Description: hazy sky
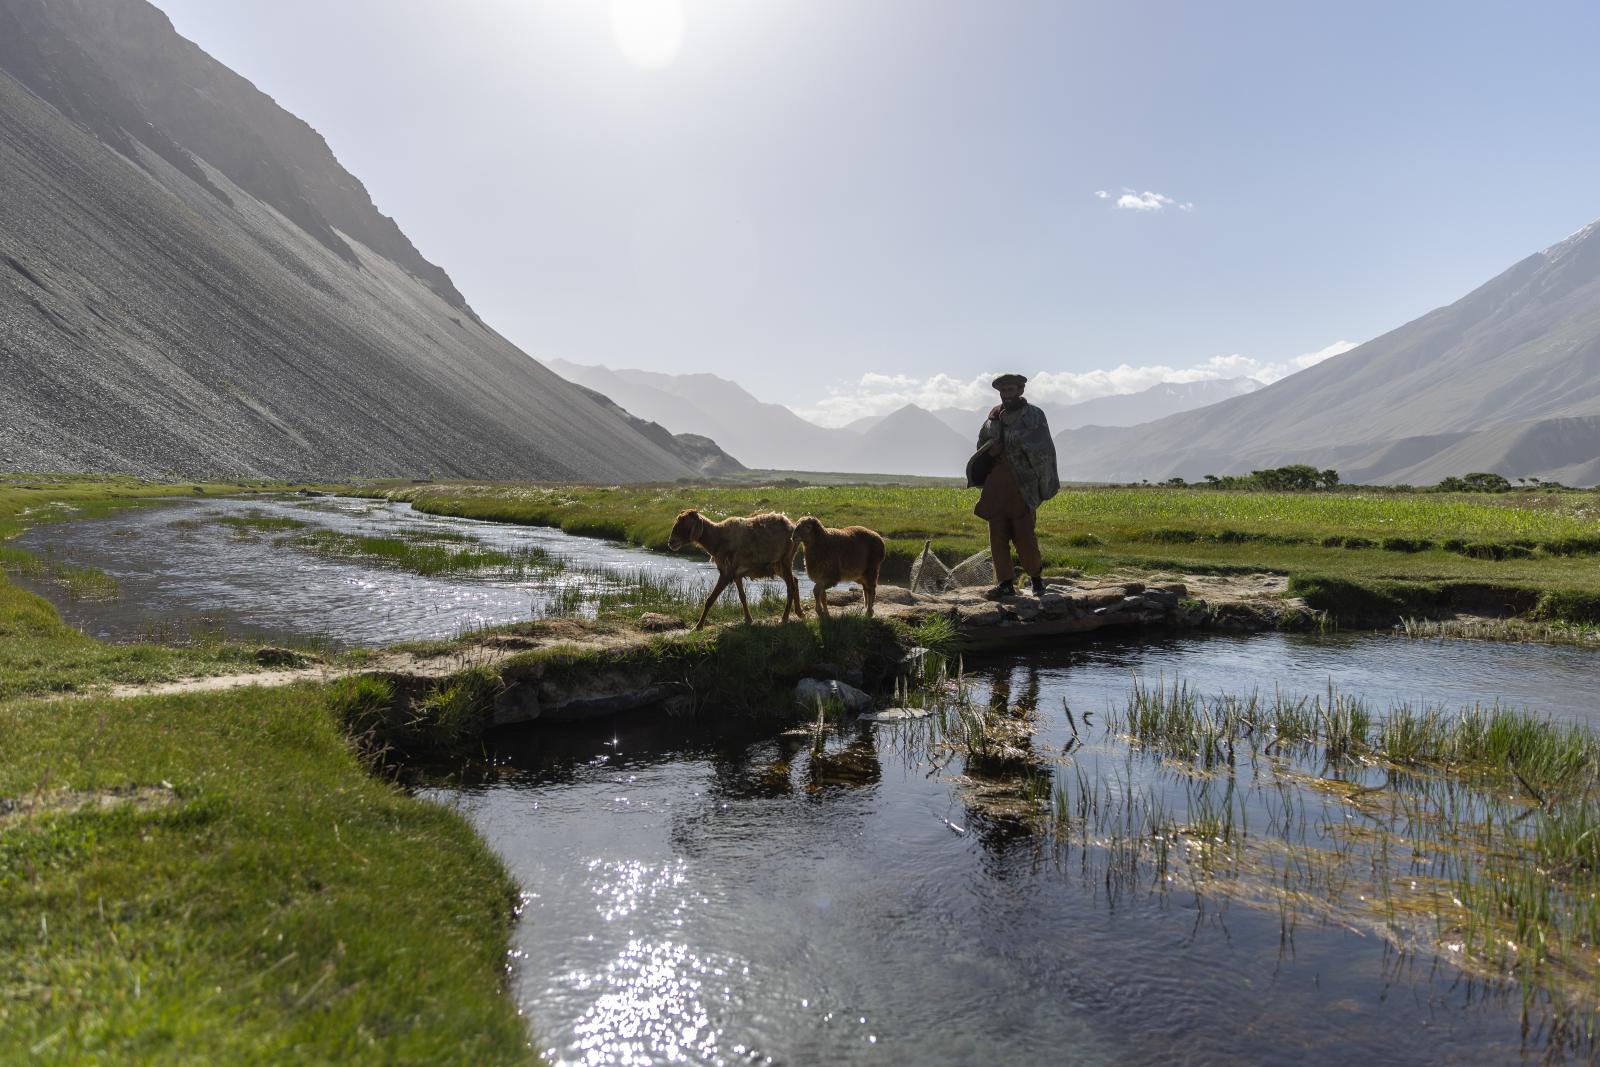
[[158, 0, 1600, 424]]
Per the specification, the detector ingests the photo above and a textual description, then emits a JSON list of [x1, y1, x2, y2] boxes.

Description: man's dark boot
[[982, 579, 1016, 602], [1027, 574, 1047, 597]]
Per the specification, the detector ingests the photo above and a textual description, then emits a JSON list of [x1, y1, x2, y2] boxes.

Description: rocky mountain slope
[[0, 0, 725, 481], [1056, 222, 1600, 484]]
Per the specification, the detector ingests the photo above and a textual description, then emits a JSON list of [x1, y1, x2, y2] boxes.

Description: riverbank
[[0, 477, 538, 1064], [8, 474, 1600, 1061], [354, 481, 1600, 629]]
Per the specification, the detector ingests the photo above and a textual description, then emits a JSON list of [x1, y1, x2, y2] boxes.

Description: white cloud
[[1099, 187, 1194, 212], [790, 341, 1359, 427]]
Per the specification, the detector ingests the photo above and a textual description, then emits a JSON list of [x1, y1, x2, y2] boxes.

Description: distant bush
[[1435, 472, 1514, 493], [1191, 465, 1341, 491]]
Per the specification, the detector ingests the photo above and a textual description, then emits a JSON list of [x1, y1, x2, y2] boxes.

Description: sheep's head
[[668, 509, 703, 551], [792, 516, 824, 547]]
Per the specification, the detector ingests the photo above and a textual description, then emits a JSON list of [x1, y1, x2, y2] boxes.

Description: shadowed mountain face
[[1057, 223, 1600, 484], [0, 0, 724, 482]]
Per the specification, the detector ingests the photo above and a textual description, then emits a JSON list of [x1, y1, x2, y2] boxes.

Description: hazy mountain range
[[547, 359, 979, 476], [0, 0, 728, 481], [547, 360, 1269, 477], [1055, 222, 1600, 485]]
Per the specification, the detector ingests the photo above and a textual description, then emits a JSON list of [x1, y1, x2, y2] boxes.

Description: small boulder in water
[[858, 707, 935, 723], [794, 677, 873, 714]]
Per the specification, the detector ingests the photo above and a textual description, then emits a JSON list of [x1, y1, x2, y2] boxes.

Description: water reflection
[[439, 634, 1600, 1066]]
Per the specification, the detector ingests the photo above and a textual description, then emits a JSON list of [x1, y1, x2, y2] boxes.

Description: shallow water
[[19, 499, 1600, 1063], [12, 495, 804, 648], [443, 637, 1600, 1067]]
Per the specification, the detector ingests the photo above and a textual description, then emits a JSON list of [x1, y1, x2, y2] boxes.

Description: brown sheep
[[791, 516, 886, 619], [667, 509, 804, 630]]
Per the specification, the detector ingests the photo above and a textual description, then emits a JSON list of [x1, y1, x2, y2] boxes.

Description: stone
[[960, 605, 1006, 627], [1141, 589, 1180, 610], [1005, 599, 1043, 622], [826, 587, 864, 606], [858, 707, 936, 723], [793, 677, 873, 714], [637, 612, 687, 632], [1039, 593, 1072, 615], [254, 646, 309, 667], [873, 586, 917, 606]]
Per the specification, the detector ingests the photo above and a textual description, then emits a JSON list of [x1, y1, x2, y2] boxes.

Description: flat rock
[[637, 612, 687, 632], [859, 707, 936, 723]]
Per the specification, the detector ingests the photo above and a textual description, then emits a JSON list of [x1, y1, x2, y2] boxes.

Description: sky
[[157, 0, 1600, 426]]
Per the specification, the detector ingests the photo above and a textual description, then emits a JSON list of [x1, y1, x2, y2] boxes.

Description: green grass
[[0, 686, 534, 1065], [352, 482, 1600, 626], [0, 475, 539, 1062]]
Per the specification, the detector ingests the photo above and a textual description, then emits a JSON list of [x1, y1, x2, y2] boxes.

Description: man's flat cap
[[991, 373, 1027, 389]]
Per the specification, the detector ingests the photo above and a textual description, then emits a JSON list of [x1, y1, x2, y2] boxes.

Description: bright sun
[[609, 0, 686, 70]]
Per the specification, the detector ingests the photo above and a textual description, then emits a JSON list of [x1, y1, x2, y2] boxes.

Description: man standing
[[968, 373, 1060, 600]]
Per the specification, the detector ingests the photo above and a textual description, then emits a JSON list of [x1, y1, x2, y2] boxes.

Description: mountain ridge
[[0, 0, 724, 482], [1055, 221, 1600, 484]]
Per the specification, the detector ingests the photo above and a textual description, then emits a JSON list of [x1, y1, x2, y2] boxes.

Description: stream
[[16, 495, 1600, 1065]]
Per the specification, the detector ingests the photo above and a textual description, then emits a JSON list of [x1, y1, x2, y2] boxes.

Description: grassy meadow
[[0, 475, 537, 1064], [366, 481, 1600, 624]]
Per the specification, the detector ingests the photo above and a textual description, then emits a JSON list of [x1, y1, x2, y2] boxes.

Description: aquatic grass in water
[[210, 510, 309, 535], [1016, 679, 1600, 1030], [282, 528, 559, 578], [0, 545, 119, 601]]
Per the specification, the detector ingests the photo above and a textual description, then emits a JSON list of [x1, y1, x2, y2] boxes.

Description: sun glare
[[609, 0, 686, 70]]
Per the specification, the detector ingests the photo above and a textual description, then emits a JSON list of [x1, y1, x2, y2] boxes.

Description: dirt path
[[55, 575, 1302, 703], [81, 617, 677, 701]]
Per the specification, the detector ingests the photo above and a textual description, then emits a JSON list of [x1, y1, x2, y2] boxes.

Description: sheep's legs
[[695, 575, 732, 631], [734, 578, 753, 623], [812, 584, 830, 620], [863, 580, 876, 618], [782, 573, 803, 622]]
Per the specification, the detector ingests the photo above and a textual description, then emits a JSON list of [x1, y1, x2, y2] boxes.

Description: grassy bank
[[0, 687, 533, 1064], [362, 481, 1600, 626], [0, 476, 537, 1063]]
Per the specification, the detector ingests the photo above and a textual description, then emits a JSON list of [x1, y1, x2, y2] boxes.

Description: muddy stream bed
[[16, 495, 1600, 1064]]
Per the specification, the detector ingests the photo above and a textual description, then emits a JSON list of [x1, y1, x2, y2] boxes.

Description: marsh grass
[[210, 511, 309, 535], [282, 528, 559, 578], [351, 482, 1600, 628], [1399, 615, 1600, 646], [1006, 677, 1600, 1029], [0, 546, 120, 601]]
